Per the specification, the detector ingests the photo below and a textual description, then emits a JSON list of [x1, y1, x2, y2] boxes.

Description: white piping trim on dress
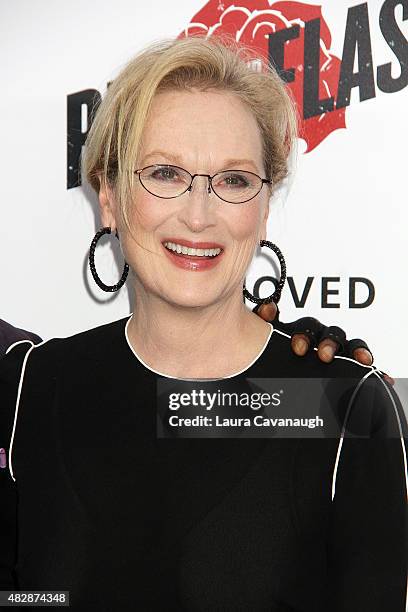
[[6, 338, 50, 483], [371, 369, 408, 499], [329, 368, 407, 501], [330, 369, 375, 501], [272, 328, 407, 502], [369, 372, 408, 612], [125, 313, 274, 381], [6, 339, 35, 355]]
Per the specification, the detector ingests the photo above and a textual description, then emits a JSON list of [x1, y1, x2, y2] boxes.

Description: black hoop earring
[[243, 240, 286, 305], [89, 227, 129, 292]]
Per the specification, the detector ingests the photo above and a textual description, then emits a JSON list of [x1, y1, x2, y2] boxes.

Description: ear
[[98, 174, 117, 232]]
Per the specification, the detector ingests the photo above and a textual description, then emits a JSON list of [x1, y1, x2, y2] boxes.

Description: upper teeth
[[164, 242, 222, 257]]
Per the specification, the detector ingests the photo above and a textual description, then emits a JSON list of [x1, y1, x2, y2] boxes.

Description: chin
[[161, 289, 218, 309]]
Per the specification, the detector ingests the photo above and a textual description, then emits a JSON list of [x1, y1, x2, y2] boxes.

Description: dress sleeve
[[0, 341, 34, 589], [324, 371, 408, 611]]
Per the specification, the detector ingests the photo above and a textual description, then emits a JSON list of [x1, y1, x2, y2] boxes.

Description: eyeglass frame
[[133, 164, 272, 204]]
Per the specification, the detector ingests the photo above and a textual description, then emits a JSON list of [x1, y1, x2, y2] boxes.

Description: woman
[[0, 35, 406, 611]]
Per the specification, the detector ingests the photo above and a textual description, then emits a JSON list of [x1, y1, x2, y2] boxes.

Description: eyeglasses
[[134, 164, 272, 204]]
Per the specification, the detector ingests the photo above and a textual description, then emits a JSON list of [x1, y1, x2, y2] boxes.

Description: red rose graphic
[[178, 1, 345, 153]]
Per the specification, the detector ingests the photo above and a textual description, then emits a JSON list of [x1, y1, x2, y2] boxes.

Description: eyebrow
[[141, 150, 260, 173]]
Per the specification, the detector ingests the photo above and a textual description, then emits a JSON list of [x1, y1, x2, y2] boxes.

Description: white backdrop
[[1, 0, 407, 375]]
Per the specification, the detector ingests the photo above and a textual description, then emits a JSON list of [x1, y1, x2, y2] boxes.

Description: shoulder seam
[[7, 338, 54, 483], [331, 369, 408, 502], [331, 369, 376, 501], [371, 370, 408, 497], [6, 339, 35, 355]]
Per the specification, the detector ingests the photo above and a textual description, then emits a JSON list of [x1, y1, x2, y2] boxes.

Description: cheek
[[127, 191, 175, 245], [222, 200, 264, 242], [117, 193, 167, 266]]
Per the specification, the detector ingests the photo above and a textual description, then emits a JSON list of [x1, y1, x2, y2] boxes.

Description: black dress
[[0, 315, 407, 611]]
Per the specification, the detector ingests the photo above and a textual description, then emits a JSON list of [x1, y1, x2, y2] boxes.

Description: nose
[[187, 174, 212, 196], [177, 175, 216, 232]]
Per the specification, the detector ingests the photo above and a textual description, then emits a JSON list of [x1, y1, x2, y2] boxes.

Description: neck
[[126, 283, 272, 378]]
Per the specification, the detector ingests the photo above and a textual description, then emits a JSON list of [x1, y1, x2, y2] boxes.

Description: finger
[[291, 317, 321, 350], [291, 333, 310, 356], [253, 302, 278, 322], [382, 373, 396, 386], [347, 339, 373, 365], [352, 347, 373, 366], [319, 325, 346, 355], [292, 334, 310, 355], [317, 338, 339, 363]]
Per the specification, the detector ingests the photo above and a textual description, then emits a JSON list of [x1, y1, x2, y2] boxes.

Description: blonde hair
[[82, 33, 298, 231]]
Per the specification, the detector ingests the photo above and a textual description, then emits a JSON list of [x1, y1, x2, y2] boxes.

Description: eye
[[215, 172, 252, 189], [150, 166, 182, 182]]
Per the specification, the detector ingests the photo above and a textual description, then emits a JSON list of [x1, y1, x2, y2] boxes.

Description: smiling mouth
[[163, 241, 223, 258]]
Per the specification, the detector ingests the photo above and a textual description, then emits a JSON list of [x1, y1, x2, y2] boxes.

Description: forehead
[[139, 89, 264, 169]]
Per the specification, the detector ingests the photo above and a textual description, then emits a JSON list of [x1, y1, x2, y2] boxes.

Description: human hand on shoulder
[[253, 303, 396, 384]]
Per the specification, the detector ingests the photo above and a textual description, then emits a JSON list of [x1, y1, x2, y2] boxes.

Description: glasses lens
[[139, 165, 191, 198], [212, 170, 262, 203]]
